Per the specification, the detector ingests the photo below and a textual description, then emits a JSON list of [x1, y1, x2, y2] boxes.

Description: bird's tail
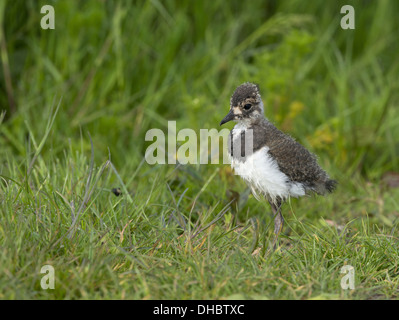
[[325, 179, 337, 193]]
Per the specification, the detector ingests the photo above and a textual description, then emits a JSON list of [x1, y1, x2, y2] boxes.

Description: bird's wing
[[252, 123, 327, 185]]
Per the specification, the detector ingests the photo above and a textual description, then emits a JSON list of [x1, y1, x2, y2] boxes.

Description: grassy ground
[[1, 0, 399, 299]]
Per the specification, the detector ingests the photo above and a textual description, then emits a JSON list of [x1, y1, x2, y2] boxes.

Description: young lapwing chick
[[220, 82, 337, 250]]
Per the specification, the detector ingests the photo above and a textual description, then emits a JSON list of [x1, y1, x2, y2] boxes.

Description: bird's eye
[[244, 104, 252, 110]]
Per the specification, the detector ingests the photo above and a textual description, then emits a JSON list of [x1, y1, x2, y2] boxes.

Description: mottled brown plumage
[[221, 82, 337, 250], [248, 118, 335, 195], [230, 82, 260, 107], [225, 82, 336, 196]]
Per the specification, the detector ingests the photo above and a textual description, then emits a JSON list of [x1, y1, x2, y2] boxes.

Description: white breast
[[229, 126, 305, 203]]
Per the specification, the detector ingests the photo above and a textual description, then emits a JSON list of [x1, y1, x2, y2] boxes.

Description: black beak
[[220, 109, 234, 126]]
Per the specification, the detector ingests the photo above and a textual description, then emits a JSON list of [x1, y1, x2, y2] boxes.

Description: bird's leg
[[269, 199, 283, 251]]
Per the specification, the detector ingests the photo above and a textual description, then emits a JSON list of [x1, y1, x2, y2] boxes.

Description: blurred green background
[[1, 0, 398, 175], [1, 0, 399, 299]]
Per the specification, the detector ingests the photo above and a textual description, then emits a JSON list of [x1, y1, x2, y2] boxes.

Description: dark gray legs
[[269, 199, 284, 251]]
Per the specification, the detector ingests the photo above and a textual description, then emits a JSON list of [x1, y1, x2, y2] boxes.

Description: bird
[[220, 82, 337, 250]]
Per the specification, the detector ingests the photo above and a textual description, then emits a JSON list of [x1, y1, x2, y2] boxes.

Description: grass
[[1, 0, 399, 299]]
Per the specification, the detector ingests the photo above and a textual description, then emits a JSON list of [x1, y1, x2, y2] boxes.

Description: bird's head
[[220, 82, 264, 126]]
